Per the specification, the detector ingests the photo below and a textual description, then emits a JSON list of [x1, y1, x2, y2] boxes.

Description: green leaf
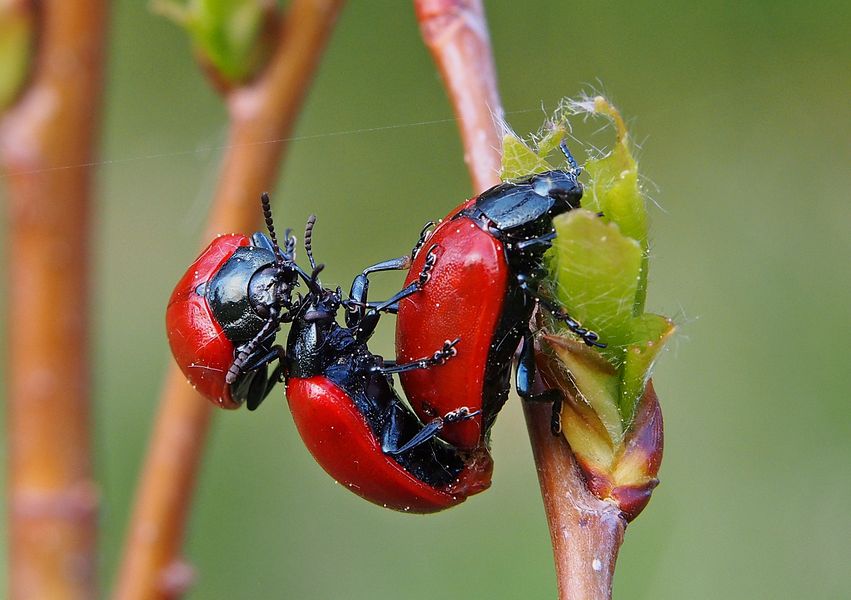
[[547, 210, 643, 365], [501, 135, 551, 179], [619, 314, 674, 420], [580, 96, 650, 312], [502, 97, 673, 428], [501, 135, 554, 180], [546, 210, 673, 429], [499, 119, 570, 180], [535, 121, 569, 158], [508, 99, 668, 513]]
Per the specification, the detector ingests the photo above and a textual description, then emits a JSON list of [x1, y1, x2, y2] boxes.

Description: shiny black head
[[528, 139, 583, 212], [205, 243, 281, 343], [285, 286, 351, 379], [206, 194, 299, 345], [467, 140, 583, 240], [527, 169, 583, 211], [470, 169, 582, 240]]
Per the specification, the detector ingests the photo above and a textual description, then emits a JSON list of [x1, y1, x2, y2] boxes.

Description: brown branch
[[415, 0, 503, 193], [1, 2, 108, 598], [112, 2, 345, 599], [415, 2, 626, 598], [523, 402, 626, 599]]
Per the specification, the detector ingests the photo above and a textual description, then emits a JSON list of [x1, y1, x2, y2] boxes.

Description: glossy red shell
[[286, 376, 492, 513], [396, 212, 508, 449], [166, 234, 249, 409]]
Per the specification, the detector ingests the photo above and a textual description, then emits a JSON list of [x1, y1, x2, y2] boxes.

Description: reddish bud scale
[[539, 346, 664, 522], [577, 383, 663, 522]]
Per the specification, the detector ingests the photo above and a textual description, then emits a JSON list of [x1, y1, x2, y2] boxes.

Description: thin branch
[[1, 2, 108, 598], [112, 2, 345, 599], [414, 2, 626, 598], [523, 402, 625, 599], [415, 0, 503, 193]]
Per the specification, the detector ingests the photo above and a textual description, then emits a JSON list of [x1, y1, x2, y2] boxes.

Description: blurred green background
[[2, 1, 850, 598]]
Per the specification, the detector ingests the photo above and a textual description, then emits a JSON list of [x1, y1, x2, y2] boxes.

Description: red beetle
[[349, 143, 604, 449], [166, 194, 298, 409], [285, 273, 492, 513]]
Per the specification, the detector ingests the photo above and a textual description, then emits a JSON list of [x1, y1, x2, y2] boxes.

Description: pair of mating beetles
[[166, 143, 604, 513]]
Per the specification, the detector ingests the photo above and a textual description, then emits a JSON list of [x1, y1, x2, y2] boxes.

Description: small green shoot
[[503, 96, 670, 520], [0, 1, 34, 112], [153, 0, 277, 87]]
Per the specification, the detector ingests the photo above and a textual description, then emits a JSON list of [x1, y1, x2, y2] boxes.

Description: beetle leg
[[410, 220, 436, 259], [346, 255, 412, 325], [351, 284, 414, 344], [239, 344, 282, 374], [385, 407, 480, 455], [515, 331, 564, 435], [375, 338, 459, 375], [351, 246, 441, 344], [541, 299, 606, 348], [357, 300, 399, 313], [226, 308, 281, 387], [345, 246, 437, 314], [348, 245, 437, 312], [365, 244, 438, 308], [231, 342, 286, 411], [519, 280, 606, 348], [236, 369, 270, 412], [522, 388, 564, 435], [345, 255, 412, 338], [244, 346, 287, 411], [384, 418, 443, 455], [378, 401, 408, 454], [514, 231, 557, 251]]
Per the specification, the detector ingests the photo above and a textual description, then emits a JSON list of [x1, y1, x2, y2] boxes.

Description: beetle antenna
[[559, 140, 581, 175], [261, 192, 284, 261], [292, 263, 323, 295], [304, 214, 317, 270], [309, 263, 324, 287]]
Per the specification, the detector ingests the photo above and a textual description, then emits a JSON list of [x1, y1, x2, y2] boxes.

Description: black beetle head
[[529, 170, 583, 213], [285, 286, 343, 378], [303, 289, 341, 323]]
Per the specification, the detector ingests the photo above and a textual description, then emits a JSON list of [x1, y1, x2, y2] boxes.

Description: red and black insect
[[348, 142, 604, 449], [283, 233, 493, 513], [167, 196, 490, 512], [165, 194, 299, 410]]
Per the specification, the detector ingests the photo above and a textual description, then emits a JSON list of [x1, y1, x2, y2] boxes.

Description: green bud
[[0, 0, 35, 112], [153, 0, 278, 88], [502, 97, 671, 520]]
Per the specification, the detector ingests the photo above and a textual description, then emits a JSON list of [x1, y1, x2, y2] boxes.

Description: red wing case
[[166, 234, 249, 409]]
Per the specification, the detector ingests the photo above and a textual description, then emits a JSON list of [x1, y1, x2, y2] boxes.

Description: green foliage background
[[1, 2, 849, 598]]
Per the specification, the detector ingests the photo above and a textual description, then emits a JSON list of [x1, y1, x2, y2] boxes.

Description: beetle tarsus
[[376, 338, 460, 376], [523, 286, 607, 348], [411, 220, 436, 259]]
